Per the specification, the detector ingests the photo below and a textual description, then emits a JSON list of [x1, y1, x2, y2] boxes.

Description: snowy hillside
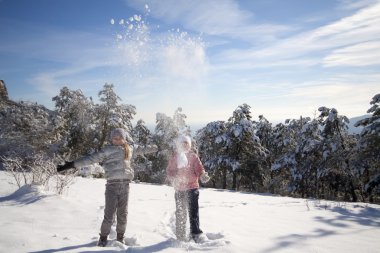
[[0, 171, 379, 253]]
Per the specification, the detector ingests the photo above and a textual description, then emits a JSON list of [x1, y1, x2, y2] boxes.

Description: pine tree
[[154, 112, 178, 152], [256, 115, 273, 150], [318, 107, 357, 201], [133, 119, 151, 146], [271, 117, 322, 197], [196, 120, 230, 189], [295, 117, 322, 198], [226, 104, 268, 191], [52, 86, 95, 158], [173, 107, 190, 135], [152, 111, 181, 183], [354, 94, 380, 202], [132, 119, 156, 182], [95, 83, 136, 149]]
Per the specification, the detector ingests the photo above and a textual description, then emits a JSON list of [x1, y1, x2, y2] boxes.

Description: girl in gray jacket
[[57, 128, 157, 247]]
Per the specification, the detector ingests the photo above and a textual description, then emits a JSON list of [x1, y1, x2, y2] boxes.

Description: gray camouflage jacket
[[74, 144, 157, 181]]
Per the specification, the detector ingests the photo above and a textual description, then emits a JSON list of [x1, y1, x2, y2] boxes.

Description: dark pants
[[100, 181, 130, 236], [174, 188, 202, 240]]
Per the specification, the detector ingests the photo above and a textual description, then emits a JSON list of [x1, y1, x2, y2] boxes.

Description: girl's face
[[180, 141, 191, 152], [112, 135, 125, 146]]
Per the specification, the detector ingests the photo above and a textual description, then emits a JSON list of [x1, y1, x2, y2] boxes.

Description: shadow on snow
[[0, 184, 50, 206]]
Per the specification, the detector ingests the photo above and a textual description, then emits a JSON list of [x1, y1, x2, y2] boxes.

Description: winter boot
[[192, 233, 207, 243], [116, 233, 124, 244], [97, 234, 108, 247]]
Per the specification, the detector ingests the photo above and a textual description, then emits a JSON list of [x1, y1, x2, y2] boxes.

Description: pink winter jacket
[[166, 151, 205, 191]]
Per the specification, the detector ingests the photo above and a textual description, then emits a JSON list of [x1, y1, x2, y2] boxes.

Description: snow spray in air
[[110, 4, 208, 130], [109, 4, 208, 88]]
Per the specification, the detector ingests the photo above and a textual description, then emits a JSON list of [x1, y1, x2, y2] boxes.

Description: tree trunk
[[349, 180, 358, 202], [222, 167, 227, 189], [232, 171, 237, 190]]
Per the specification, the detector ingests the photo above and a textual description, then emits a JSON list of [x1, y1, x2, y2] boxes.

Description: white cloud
[[323, 40, 380, 66], [337, 0, 380, 10], [26, 41, 119, 99], [213, 1, 380, 69], [126, 0, 292, 42], [211, 72, 380, 122], [290, 82, 378, 118], [28, 74, 59, 98]]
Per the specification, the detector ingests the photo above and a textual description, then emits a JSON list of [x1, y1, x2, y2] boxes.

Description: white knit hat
[[175, 135, 192, 149]]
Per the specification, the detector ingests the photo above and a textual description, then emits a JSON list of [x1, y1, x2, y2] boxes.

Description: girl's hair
[[124, 143, 131, 160]]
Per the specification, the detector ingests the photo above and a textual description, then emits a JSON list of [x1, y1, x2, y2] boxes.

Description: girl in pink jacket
[[166, 135, 210, 243]]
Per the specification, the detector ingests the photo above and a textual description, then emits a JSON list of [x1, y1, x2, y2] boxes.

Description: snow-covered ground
[[0, 171, 379, 253]]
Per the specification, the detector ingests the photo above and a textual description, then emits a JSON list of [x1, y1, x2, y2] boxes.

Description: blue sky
[[1, 0, 379, 129]]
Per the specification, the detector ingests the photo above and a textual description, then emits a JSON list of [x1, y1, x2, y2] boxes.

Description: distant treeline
[[1, 83, 379, 203]]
